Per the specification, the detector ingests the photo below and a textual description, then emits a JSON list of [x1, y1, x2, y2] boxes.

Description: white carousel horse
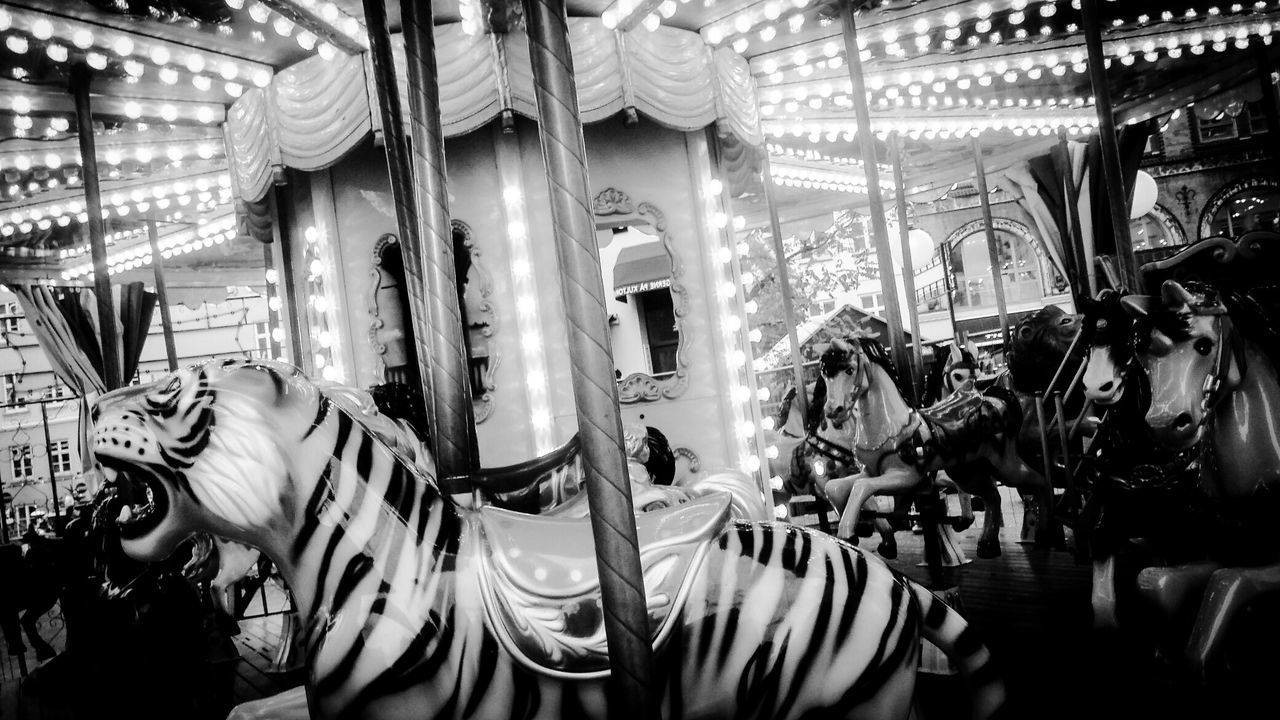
[[818, 336, 1055, 558], [92, 359, 1005, 720]]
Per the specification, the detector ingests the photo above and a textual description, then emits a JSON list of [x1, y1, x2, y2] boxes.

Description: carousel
[[0, 0, 1279, 719]]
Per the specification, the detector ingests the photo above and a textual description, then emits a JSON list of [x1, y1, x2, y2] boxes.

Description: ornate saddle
[[900, 387, 1020, 467], [474, 492, 732, 678]]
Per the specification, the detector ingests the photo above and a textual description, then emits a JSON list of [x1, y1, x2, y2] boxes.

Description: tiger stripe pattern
[[91, 360, 1005, 720]]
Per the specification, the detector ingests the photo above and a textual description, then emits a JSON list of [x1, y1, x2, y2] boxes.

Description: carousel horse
[[1120, 280, 1280, 675], [819, 336, 1054, 558], [767, 378, 907, 558], [1076, 290, 1201, 629], [93, 359, 1006, 720]]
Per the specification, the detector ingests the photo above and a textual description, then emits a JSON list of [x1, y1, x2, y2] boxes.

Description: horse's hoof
[[977, 540, 1002, 559], [878, 541, 898, 560]]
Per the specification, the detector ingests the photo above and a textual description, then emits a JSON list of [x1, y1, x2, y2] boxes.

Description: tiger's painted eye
[[1194, 338, 1214, 356]]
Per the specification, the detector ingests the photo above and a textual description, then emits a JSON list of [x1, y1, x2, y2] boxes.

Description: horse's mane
[[820, 336, 908, 400]]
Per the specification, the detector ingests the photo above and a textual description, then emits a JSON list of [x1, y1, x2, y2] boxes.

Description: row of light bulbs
[[756, 12, 1279, 80], [59, 227, 145, 258], [2, 171, 231, 226], [1, 189, 231, 239], [602, 0, 683, 34], [0, 142, 223, 175], [302, 225, 344, 383], [503, 183, 555, 450], [263, 268, 288, 361], [764, 115, 1097, 141], [0, 6, 274, 98], [6, 96, 222, 129], [702, 0, 817, 49], [703, 174, 767, 483], [226, 0, 365, 54], [763, 89, 1092, 116], [770, 164, 897, 194], [61, 213, 238, 279]]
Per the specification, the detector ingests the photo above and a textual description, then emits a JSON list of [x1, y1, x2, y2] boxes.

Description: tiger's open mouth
[[97, 456, 170, 540]]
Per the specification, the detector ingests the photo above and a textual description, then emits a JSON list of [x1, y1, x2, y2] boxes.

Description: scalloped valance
[[225, 20, 761, 203]]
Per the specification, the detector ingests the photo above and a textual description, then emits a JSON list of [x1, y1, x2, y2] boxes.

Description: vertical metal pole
[[70, 64, 121, 391], [522, 0, 656, 715], [40, 402, 60, 521], [839, 3, 910, 376], [1057, 128, 1094, 297], [403, 0, 478, 476], [890, 132, 924, 404], [146, 218, 179, 371], [270, 188, 305, 368], [761, 153, 809, 420], [939, 240, 962, 345], [262, 243, 284, 360], [1081, 0, 1138, 290], [971, 134, 1013, 354], [361, 0, 437, 431]]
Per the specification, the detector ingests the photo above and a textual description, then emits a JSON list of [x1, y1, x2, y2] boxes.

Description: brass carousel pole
[[971, 135, 1013, 354], [522, 0, 656, 716], [402, 0, 478, 476], [146, 218, 178, 371], [760, 153, 809, 420], [890, 131, 923, 403], [1081, 0, 1139, 290], [70, 63, 121, 390], [361, 0, 437, 433], [839, 2, 910, 377]]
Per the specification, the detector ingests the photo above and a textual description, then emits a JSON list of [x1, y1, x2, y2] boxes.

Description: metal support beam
[[361, 0, 437, 433], [971, 135, 1013, 354], [147, 218, 178, 372], [1056, 128, 1094, 299], [890, 132, 924, 404], [40, 402, 60, 522], [70, 63, 121, 391], [839, 2, 910, 376], [761, 153, 809, 420], [403, 0, 478, 477], [1081, 0, 1138, 290], [522, 0, 656, 714]]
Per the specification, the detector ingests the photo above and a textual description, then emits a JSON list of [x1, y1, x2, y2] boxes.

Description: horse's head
[[819, 337, 873, 429], [1126, 281, 1240, 449], [943, 344, 978, 394], [1008, 304, 1083, 393], [90, 360, 324, 562], [1081, 290, 1139, 406]]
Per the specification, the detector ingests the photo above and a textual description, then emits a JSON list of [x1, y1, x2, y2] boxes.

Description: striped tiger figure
[[91, 359, 1005, 720]]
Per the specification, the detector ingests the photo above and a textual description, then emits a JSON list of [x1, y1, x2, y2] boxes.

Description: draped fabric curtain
[[992, 120, 1155, 303], [12, 282, 157, 471]]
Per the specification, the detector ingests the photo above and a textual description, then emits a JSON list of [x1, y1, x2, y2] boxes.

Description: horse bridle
[[1197, 312, 1244, 420]]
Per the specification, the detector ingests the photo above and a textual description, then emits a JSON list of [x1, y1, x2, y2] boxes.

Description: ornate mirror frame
[[368, 220, 500, 422], [593, 187, 690, 403]]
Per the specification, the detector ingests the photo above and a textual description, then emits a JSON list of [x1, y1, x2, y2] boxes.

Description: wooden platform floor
[[4, 501, 1276, 720]]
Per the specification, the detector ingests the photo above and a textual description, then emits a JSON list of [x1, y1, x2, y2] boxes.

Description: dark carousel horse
[[0, 530, 65, 662], [1076, 289, 1203, 629]]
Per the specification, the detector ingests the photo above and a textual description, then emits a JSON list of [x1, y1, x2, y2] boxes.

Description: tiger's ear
[[1121, 294, 1158, 318]]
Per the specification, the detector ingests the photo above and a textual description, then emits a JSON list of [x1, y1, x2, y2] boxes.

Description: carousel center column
[[520, 0, 657, 716]]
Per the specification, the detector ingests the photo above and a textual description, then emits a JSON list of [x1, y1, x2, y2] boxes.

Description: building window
[[50, 439, 72, 475], [9, 444, 32, 479], [860, 293, 884, 310], [949, 230, 1048, 310], [253, 322, 271, 358], [0, 302, 19, 334], [1192, 111, 1240, 144], [1207, 184, 1280, 239], [2, 373, 27, 413], [635, 289, 678, 376], [1130, 210, 1186, 251]]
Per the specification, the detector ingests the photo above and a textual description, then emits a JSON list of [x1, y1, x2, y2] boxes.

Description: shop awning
[[612, 241, 672, 297]]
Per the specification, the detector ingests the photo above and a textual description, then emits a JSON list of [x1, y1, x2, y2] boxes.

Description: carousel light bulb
[[273, 17, 294, 35], [248, 2, 271, 23], [160, 104, 178, 122], [159, 67, 179, 84], [150, 46, 171, 65], [0, 9, 9, 31], [123, 101, 142, 118], [43, 153, 60, 168], [31, 18, 53, 40], [268, 296, 282, 311], [113, 36, 134, 56], [252, 69, 271, 87], [197, 106, 216, 124], [317, 43, 336, 60], [6, 35, 28, 54], [86, 51, 108, 70], [46, 43, 68, 62], [225, 82, 244, 97], [296, 30, 317, 50], [123, 59, 144, 76]]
